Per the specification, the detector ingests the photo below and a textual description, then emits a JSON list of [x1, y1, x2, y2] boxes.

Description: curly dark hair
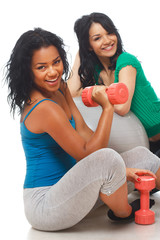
[[5, 28, 69, 115], [74, 12, 124, 88]]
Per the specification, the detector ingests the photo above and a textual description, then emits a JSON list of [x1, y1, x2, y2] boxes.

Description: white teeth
[[46, 78, 58, 82], [104, 46, 112, 50]]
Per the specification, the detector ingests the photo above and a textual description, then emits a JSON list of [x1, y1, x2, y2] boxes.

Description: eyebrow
[[90, 34, 101, 38], [34, 56, 60, 66]]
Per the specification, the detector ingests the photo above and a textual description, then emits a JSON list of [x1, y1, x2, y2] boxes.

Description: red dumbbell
[[134, 176, 155, 225], [81, 83, 129, 107]]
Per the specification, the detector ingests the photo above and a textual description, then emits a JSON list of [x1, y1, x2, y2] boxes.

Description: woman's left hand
[[126, 168, 157, 183]]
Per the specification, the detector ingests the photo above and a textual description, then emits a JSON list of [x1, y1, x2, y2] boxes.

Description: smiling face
[[31, 45, 64, 96], [89, 22, 118, 62]]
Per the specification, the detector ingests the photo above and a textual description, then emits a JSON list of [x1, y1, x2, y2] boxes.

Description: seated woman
[[5, 28, 160, 231], [68, 12, 160, 157]]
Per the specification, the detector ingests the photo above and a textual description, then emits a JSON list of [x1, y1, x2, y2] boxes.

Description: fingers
[[126, 168, 157, 183], [91, 86, 111, 108], [92, 85, 108, 95], [134, 170, 157, 183], [131, 173, 142, 183], [135, 170, 157, 179]]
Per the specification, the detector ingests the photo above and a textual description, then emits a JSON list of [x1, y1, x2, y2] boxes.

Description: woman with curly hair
[[5, 28, 160, 231]]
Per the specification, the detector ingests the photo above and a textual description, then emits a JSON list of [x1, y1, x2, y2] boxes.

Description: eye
[[54, 59, 61, 65], [93, 36, 101, 41], [37, 65, 46, 71]]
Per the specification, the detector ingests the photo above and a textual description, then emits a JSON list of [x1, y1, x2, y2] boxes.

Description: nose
[[103, 35, 111, 44], [47, 66, 58, 77]]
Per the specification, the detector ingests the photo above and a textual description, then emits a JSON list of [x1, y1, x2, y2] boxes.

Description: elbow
[[114, 105, 130, 116]]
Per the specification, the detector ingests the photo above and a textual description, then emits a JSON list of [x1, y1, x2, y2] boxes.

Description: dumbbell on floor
[[81, 83, 129, 107], [134, 176, 155, 225]]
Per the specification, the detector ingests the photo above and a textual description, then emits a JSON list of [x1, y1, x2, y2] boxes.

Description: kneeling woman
[[5, 28, 160, 231]]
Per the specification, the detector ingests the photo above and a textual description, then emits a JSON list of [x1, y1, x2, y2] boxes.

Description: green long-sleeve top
[[95, 52, 160, 138]]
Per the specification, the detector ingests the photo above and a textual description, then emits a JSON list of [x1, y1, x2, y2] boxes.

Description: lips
[[102, 43, 114, 51], [45, 78, 58, 83], [45, 77, 60, 86]]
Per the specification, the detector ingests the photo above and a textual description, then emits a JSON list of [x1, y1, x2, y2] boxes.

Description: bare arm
[[67, 52, 82, 97], [149, 133, 160, 141], [28, 85, 114, 162], [63, 81, 94, 142], [114, 66, 136, 116], [68, 54, 137, 115]]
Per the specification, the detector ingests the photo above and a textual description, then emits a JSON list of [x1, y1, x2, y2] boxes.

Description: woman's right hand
[[91, 85, 113, 109]]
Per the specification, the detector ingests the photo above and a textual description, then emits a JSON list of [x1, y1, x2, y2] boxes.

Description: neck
[[98, 56, 110, 70]]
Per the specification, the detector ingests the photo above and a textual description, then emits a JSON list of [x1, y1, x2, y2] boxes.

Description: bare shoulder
[[36, 99, 66, 119], [23, 99, 66, 133]]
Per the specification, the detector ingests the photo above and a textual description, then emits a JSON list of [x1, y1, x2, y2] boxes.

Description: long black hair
[[5, 28, 69, 115], [74, 12, 124, 88]]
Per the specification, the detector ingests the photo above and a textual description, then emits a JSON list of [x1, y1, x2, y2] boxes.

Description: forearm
[[84, 105, 114, 152], [114, 66, 136, 116], [60, 84, 114, 160], [149, 133, 160, 141], [67, 52, 82, 97]]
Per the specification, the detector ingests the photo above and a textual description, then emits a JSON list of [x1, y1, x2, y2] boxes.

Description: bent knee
[[98, 148, 126, 174]]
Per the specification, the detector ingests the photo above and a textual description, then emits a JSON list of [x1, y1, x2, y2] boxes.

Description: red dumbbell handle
[[81, 83, 129, 107], [134, 176, 155, 225]]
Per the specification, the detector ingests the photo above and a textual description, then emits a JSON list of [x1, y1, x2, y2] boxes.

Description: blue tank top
[[21, 99, 77, 188]]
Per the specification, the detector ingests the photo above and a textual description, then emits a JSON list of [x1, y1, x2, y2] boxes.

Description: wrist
[[102, 104, 114, 112]]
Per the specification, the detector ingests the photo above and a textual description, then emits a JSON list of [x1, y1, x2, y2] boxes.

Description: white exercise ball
[[74, 97, 149, 153]]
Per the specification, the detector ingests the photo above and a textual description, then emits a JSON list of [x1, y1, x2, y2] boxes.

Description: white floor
[[3, 191, 160, 240]]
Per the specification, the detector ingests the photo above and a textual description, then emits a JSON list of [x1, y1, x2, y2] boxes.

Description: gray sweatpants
[[23, 147, 160, 231]]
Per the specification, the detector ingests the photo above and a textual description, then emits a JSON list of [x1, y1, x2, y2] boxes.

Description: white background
[[0, 0, 160, 239]]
